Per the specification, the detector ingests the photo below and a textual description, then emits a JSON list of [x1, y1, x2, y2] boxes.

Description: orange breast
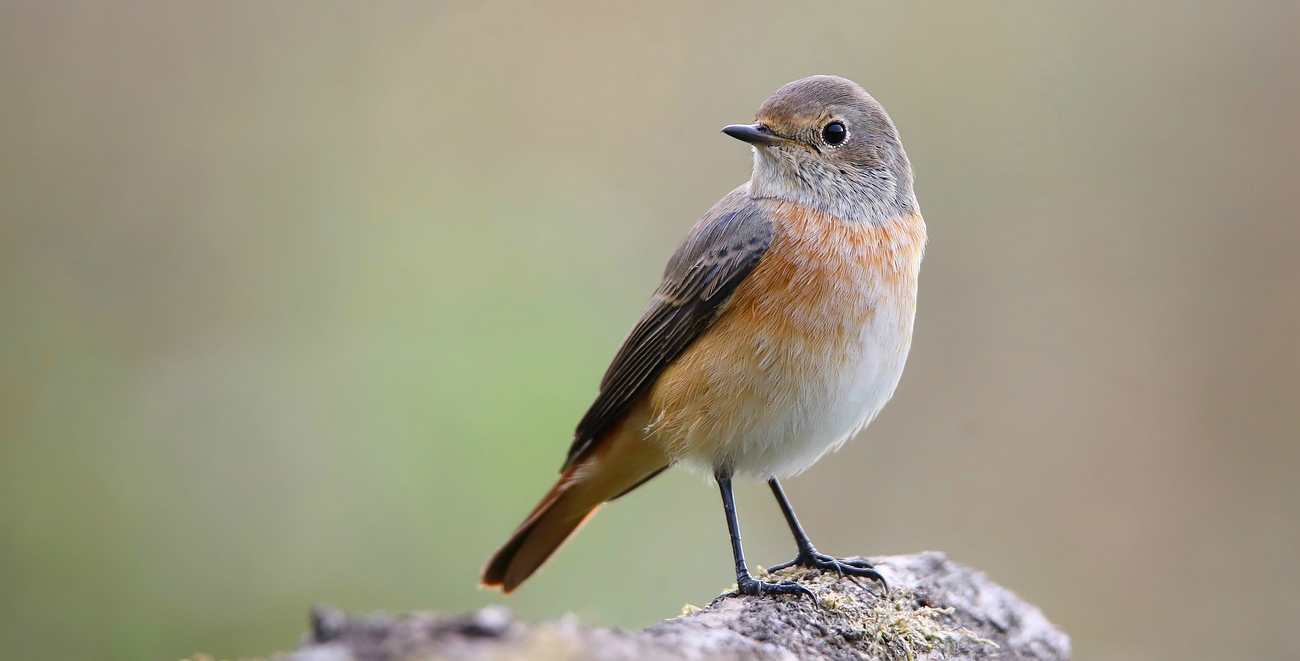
[[722, 201, 926, 349], [646, 200, 926, 474]]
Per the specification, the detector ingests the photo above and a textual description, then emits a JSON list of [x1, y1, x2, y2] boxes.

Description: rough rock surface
[[279, 552, 1069, 660]]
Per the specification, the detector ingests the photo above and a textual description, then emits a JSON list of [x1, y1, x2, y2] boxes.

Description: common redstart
[[482, 76, 925, 598]]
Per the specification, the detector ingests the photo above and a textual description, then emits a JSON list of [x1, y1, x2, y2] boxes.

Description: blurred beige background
[[1, 2, 1297, 660]]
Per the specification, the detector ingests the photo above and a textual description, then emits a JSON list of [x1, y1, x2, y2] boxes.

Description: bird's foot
[[768, 550, 887, 590], [733, 573, 815, 601]]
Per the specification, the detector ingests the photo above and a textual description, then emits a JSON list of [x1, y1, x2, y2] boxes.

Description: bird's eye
[[822, 121, 847, 146]]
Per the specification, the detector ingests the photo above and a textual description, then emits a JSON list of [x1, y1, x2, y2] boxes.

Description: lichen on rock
[[758, 564, 996, 660]]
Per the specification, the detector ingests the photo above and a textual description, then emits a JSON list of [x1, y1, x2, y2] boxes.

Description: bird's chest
[[648, 205, 925, 476], [725, 208, 922, 408]]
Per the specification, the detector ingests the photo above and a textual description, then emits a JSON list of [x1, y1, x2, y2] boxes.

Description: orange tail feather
[[481, 414, 669, 593]]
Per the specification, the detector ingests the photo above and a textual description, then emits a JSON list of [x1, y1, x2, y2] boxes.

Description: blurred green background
[[2, 2, 1298, 660]]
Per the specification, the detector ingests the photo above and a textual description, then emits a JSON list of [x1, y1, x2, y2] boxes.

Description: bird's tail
[[481, 413, 670, 593]]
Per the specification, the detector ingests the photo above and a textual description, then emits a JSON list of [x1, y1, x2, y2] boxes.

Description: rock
[[277, 552, 1069, 661]]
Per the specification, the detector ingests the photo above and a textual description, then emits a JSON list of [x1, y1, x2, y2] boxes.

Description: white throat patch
[[747, 145, 915, 224]]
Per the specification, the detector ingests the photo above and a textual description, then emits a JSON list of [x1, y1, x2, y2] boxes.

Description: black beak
[[722, 123, 789, 146]]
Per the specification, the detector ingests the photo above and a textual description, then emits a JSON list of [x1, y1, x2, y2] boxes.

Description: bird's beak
[[722, 123, 791, 146]]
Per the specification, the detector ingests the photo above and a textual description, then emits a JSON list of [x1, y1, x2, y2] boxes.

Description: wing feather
[[561, 188, 774, 470]]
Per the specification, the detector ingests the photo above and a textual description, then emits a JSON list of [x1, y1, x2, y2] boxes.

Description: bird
[[481, 75, 925, 598]]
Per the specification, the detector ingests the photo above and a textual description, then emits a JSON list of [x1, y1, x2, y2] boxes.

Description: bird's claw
[[734, 575, 816, 601], [769, 551, 887, 590]]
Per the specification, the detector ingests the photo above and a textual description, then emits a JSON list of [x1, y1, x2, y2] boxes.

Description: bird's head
[[723, 75, 916, 223]]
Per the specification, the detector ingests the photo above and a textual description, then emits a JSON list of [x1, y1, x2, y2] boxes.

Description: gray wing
[[562, 187, 774, 470]]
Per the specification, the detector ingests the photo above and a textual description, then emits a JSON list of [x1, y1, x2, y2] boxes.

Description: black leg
[[766, 478, 887, 590], [716, 471, 814, 600]]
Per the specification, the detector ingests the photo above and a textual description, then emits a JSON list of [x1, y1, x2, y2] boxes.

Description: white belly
[[646, 293, 915, 479], [722, 308, 912, 478]]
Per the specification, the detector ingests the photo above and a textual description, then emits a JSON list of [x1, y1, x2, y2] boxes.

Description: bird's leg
[[766, 478, 887, 590], [715, 471, 814, 600]]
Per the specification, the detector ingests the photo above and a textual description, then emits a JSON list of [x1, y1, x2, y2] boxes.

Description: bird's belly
[[646, 287, 914, 479]]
